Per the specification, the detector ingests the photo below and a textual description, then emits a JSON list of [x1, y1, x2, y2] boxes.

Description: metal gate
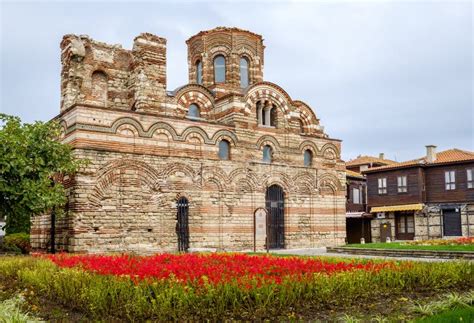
[[266, 185, 285, 249], [176, 197, 189, 252], [443, 209, 462, 236]]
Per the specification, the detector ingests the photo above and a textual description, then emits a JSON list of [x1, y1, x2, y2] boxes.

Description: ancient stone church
[[31, 27, 346, 253]]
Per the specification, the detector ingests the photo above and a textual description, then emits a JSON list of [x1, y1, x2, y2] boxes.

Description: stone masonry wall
[[370, 204, 474, 242], [31, 28, 346, 253]]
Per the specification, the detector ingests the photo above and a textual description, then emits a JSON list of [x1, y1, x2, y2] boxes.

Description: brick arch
[[293, 100, 319, 134], [210, 129, 238, 146], [292, 171, 318, 194], [243, 84, 292, 129], [203, 166, 229, 191], [89, 159, 160, 207], [244, 81, 293, 107], [320, 143, 340, 160], [256, 135, 281, 152], [236, 44, 257, 57], [263, 172, 293, 194], [147, 121, 179, 141], [176, 87, 214, 120], [229, 168, 259, 192], [208, 44, 232, 58], [116, 124, 138, 137], [318, 172, 342, 193], [180, 126, 210, 144], [158, 162, 197, 181], [110, 117, 146, 136], [299, 140, 319, 155]]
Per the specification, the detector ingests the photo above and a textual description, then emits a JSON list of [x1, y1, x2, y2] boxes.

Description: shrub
[[3, 233, 31, 254]]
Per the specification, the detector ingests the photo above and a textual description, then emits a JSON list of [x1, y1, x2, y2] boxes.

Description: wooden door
[[380, 222, 392, 242], [395, 212, 415, 240], [443, 209, 462, 236]]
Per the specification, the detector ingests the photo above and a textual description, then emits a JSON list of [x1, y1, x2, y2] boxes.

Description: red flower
[[40, 253, 396, 287]]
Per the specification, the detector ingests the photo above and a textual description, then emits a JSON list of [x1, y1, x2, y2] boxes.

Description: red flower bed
[[455, 237, 474, 245], [44, 253, 395, 286]]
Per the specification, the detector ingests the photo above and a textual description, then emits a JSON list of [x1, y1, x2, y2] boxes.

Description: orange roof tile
[[346, 155, 397, 167], [363, 149, 474, 173]]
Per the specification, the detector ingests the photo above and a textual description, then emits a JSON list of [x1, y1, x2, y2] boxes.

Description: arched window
[[304, 149, 313, 167], [299, 119, 304, 133], [188, 104, 200, 118], [214, 55, 226, 83], [196, 60, 203, 84], [218, 140, 230, 160], [240, 57, 249, 88], [263, 145, 272, 163]]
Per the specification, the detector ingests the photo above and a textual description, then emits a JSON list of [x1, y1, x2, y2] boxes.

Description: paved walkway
[[267, 247, 458, 262]]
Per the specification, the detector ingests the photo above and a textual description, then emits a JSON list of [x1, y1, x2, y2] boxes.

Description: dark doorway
[[443, 209, 462, 236], [380, 222, 392, 242], [266, 185, 285, 249], [346, 218, 372, 244], [395, 212, 415, 240], [176, 197, 189, 252]]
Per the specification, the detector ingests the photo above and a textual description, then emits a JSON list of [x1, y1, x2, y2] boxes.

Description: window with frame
[[378, 177, 387, 194], [467, 169, 473, 189], [213, 55, 226, 83], [240, 57, 249, 88], [445, 170, 456, 190], [188, 104, 200, 118], [352, 187, 361, 204], [262, 145, 272, 163], [397, 175, 407, 193], [196, 60, 203, 84], [303, 149, 313, 167], [218, 140, 230, 160]]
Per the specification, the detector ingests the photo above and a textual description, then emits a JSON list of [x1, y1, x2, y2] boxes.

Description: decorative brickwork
[[31, 27, 346, 253]]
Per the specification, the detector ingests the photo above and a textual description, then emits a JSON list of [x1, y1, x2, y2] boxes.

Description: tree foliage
[[0, 114, 85, 234]]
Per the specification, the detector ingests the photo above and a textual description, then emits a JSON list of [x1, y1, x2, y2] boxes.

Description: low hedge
[[2, 233, 30, 254]]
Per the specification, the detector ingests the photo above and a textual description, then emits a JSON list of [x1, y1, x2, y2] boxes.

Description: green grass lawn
[[415, 306, 474, 323], [345, 242, 474, 252]]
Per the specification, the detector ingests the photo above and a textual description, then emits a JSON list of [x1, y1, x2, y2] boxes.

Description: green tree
[[0, 114, 85, 234]]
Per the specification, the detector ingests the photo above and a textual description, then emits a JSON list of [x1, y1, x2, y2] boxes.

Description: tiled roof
[[346, 155, 397, 167], [363, 149, 474, 173], [345, 169, 365, 179]]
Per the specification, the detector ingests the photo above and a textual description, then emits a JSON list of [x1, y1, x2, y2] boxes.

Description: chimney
[[379, 153, 384, 160], [426, 145, 437, 163]]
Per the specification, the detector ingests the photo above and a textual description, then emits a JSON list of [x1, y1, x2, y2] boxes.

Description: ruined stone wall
[[60, 33, 167, 114]]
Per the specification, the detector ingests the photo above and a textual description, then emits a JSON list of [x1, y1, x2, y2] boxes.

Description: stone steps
[[326, 247, 474, 260]]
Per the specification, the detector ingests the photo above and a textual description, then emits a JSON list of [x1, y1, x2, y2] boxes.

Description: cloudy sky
[[1, 0, 472, 161]]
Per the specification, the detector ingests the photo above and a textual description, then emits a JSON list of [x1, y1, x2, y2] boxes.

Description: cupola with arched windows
[[186, 27, 264, 95]]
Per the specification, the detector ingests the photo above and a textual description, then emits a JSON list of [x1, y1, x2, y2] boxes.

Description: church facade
[[31, 27, 346, 253]]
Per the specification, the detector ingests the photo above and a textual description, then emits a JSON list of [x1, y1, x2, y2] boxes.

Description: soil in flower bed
[[0, 254, 472, 321]]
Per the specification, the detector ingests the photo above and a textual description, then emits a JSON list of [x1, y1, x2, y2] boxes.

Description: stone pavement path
[[268, 247, 459, 262]]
